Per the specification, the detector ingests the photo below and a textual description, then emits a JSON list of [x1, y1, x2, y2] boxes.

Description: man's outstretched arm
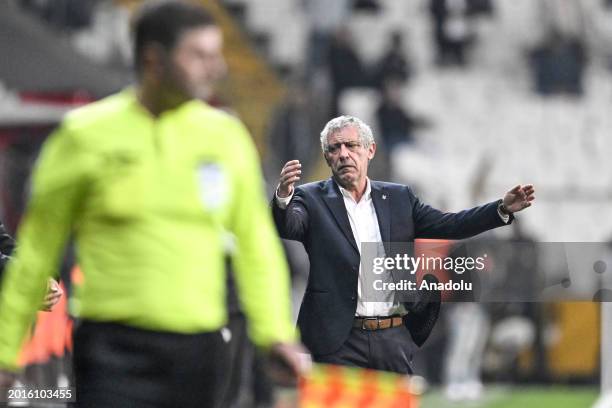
[[414, 184, 535, 239]]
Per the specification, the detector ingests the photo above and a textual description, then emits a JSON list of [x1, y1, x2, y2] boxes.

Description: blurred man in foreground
[[272, 115, 535, 374], [0, 2, 304, 407]]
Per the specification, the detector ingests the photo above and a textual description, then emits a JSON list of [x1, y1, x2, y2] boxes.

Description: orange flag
[[299, 364, 421, 408]]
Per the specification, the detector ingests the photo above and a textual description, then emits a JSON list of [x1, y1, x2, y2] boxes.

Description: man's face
[[164, 26, 226, 101], [324, 126, 376, 190]]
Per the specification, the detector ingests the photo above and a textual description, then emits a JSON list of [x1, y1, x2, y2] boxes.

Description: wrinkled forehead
[[328, 126, 360, 144]]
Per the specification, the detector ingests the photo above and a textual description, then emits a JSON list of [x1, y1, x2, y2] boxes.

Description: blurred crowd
[[266, 0, 612, 186]]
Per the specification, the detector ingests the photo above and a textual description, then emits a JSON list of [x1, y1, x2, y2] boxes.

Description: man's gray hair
[[320, 115, 375, 153]]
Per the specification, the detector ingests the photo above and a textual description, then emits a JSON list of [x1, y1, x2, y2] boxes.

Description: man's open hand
[[277, 160, 301, 198], [502, 184, 535, 213], [41, 278, 63, 312]]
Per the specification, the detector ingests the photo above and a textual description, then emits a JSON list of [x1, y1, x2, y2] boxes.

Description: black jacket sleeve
[[0, 222, 15, 281], [413, 195, 513, 240], [271, 189, 309, 242]]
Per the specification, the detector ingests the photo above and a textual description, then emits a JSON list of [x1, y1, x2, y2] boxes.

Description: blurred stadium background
[[1, 0, 612, 407]]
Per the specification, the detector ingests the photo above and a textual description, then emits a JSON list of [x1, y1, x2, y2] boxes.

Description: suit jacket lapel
[[371, 181, 391, 250], [322, 179, 359, 254]]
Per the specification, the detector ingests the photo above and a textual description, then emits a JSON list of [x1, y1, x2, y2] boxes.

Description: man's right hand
[[267, 342, 311, 387], [277, 160, 301, 198]]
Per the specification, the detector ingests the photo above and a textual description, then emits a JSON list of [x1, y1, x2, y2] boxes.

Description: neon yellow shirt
[[0, 90, 296, 370]]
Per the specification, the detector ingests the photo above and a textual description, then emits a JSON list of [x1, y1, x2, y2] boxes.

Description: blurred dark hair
[[132, 0, 216, 72]]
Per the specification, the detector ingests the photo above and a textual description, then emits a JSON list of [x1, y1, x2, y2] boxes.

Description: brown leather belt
[[353, 315, 404, 331]]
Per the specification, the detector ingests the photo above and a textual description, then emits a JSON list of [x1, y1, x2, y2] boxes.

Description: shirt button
[[350, 295, 356, 301]]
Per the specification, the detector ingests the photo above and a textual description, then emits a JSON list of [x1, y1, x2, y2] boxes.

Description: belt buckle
[[362, 317, 380, 330]]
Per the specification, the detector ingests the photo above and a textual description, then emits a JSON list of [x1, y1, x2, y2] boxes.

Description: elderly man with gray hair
[[272, 115, 535, 374]]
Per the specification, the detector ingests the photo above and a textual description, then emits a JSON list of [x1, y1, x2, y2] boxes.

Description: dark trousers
[[313, 326, 416, 375], [220, 314, 248, 408], [72, 320, 230, 408]]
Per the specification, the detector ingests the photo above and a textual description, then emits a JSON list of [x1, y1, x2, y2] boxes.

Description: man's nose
[[338, 143, 350, 158]]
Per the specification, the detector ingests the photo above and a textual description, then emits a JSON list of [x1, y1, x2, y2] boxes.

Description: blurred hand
[[277, 160, 301, 199], [41, 278, 63, 312], [502, 184, 535, 213], [267, 342, 311, 387]]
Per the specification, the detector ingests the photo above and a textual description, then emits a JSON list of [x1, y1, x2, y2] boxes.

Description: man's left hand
[[41, 278, 63, 312], [502, 184, 535, 213]]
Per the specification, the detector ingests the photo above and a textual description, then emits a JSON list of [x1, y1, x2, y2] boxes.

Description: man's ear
[[324, 152, 332, 167], [368, 142, 377, 160]]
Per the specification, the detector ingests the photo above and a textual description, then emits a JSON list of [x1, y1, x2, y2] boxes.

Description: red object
[[19, 91, 94, 106]]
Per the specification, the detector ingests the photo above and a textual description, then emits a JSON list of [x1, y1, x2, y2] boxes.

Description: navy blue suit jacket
[[272, 178, 511, 356]]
